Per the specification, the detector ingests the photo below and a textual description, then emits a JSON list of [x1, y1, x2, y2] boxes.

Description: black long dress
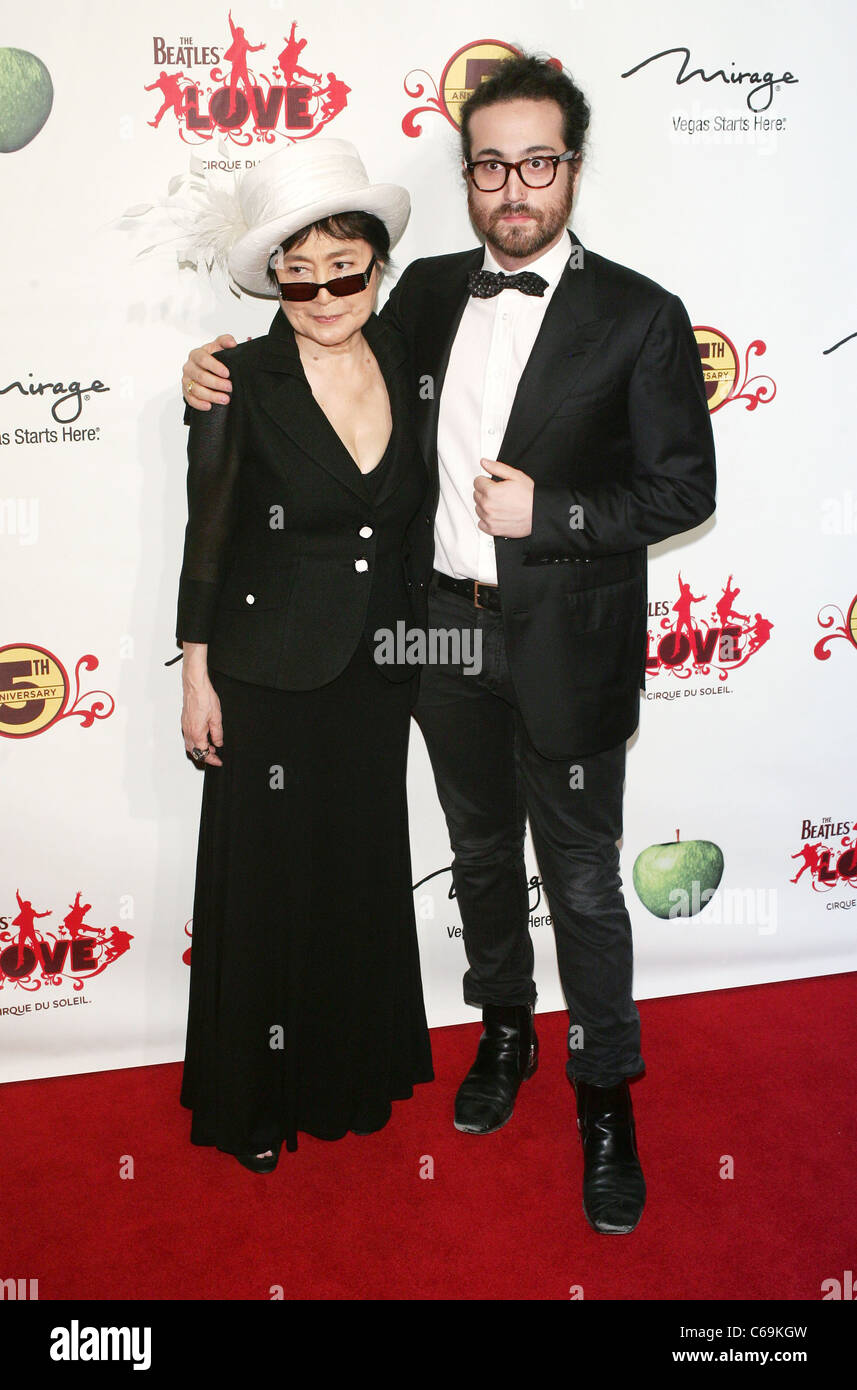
[[179, 418, 434, 1156]]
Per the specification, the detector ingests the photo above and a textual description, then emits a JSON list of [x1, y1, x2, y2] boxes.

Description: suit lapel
[[497, 234, 615, 465], [360, 314, 414, 510], [413, 237, 615, 472], [256, 309, 408, 506]]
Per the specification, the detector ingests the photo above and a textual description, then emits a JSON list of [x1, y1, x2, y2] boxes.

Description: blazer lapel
[[359, 313, 416, 510], [497, 232, 615, 466], [256, 309, 376, 504]]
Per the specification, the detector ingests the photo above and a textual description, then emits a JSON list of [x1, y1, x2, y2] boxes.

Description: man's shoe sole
[[582, 1206, 644, 1234], [453, 1109, 515, 1135]]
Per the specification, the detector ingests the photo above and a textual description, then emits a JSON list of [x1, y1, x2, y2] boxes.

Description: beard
[[467, 179, 575, 260]]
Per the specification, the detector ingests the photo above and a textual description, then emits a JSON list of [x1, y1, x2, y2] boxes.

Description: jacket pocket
[[216, 561, 300, 612], [553, 383, 624, 417], [208, 561, 302, 679], [564, 575, 643, 634]]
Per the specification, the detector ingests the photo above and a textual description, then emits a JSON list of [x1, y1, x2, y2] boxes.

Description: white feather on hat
[[122, 147, 249, 297], [122, 139, 410, 299]]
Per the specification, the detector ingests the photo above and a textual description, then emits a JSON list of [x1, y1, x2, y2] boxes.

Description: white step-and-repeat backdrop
[[2, 1, 855, 1082]]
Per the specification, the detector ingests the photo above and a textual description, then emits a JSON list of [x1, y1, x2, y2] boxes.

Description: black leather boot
[[454, 1004, 538, 1134], [572, 1077, 645, 1233]]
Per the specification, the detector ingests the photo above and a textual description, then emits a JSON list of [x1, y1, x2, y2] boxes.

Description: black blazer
[[380, 229, 716, 757], [175, 308, 433, 689]]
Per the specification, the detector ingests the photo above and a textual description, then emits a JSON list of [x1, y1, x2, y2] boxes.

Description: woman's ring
[[190, 746, 209, 763], [187, 380, 195, 394]]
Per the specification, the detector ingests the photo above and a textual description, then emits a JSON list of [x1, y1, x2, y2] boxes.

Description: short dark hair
[[267, 210, 390, 290], [459, 52, 591, 165]]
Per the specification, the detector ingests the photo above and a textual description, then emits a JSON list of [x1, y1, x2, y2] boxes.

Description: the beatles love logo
[[145, 16, 350, 145], [646, 573, 773, 679], [0, 890, 133, 992]]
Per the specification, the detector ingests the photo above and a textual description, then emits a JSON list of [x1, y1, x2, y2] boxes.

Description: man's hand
[[182, 335, 238, 410], [474, 458, 534, 538]]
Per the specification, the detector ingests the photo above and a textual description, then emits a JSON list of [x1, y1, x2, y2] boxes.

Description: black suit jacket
[[175, 308, 432, 689], [380, 229, 716, 757]]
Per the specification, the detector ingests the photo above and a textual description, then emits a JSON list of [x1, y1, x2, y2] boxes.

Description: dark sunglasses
[[276, 255, 377, 302]]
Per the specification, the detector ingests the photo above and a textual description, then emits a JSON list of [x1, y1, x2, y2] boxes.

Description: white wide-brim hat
[[228, 139, 410, 297]]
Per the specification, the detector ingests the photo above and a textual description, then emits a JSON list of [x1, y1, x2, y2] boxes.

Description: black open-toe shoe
[[234, 1143, 282, 1173]]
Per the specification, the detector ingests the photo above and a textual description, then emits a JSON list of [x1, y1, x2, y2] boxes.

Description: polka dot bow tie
[[467, 268, 548, 298]]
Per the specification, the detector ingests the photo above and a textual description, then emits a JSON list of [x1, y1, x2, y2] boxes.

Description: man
[[181, 54, 716, 1234]]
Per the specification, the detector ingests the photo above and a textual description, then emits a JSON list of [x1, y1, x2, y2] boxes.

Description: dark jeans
[[413, 574, 644, 1088]]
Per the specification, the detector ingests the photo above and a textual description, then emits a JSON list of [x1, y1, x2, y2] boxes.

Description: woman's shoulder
[[184, 338, 259, 435], [367, 309, 404, 345], [211, 336, 264, 376], [363, 312, 408, 367]]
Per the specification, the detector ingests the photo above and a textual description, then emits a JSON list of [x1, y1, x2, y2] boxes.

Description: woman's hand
[[182, 336, 238, 410], [181, 644, 224, 767]]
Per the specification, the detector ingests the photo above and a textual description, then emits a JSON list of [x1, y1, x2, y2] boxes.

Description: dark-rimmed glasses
[[275, 255, 377, 302], [465, 152, 579, 192]]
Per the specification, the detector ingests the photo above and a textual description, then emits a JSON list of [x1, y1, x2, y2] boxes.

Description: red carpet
[[1, 973, 855, 1301]]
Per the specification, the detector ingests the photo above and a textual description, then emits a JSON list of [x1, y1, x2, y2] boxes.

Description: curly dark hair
[[459, 52, 591, 164]]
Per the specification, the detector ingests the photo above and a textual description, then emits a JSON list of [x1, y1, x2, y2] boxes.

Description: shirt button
[[359, 525, 373, 538], [245, 594, 255, 604], [354, 558, 369, 573]]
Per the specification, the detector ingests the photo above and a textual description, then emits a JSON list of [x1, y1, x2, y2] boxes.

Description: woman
[[174, 140, 434, 1171]]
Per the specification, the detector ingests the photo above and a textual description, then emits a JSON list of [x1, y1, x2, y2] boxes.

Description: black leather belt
[[433, 570, 501, 611]]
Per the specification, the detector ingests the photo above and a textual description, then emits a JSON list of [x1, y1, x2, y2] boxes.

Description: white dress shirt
[[434, 232, 572, 584]]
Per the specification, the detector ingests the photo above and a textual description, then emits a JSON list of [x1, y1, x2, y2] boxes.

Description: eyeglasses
[[465, 151, 579, 192], [275, 255, 377, 302]]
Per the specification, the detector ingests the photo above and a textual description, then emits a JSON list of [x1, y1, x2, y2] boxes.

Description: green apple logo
[[0, 48, 53, 153], [632, 831, 724, 919]]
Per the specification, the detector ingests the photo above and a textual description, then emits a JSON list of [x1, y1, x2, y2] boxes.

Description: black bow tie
[[467, 267, 548, 299]]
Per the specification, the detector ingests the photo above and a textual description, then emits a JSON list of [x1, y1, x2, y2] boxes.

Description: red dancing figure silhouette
[[145, 72, 187, 128], [791, 843, 826, 884], [277, 22, 320, 86], [715, 574, 750, 628], [61, 891, 92, 941], [747, 614, 773, 653], [672, 572, 707, 645], [103, 926, 134, 965], [318, 73, 351, 124], [12, 890, 51, 969], [224, 11, 265, 118]]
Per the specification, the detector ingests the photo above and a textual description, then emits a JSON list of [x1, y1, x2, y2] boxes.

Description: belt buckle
[[473, 581, 485, 610]]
